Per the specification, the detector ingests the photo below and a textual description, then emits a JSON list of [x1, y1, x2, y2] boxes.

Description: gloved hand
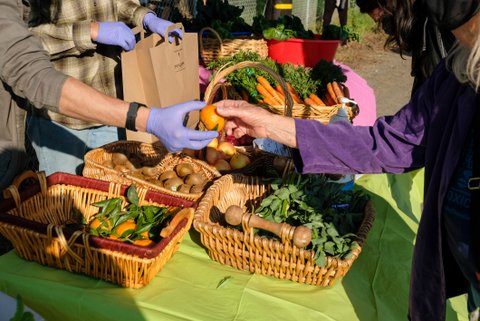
[[96, 21, 135, 51], [143, 13, 183, 42], [146, 101, 219, 152]]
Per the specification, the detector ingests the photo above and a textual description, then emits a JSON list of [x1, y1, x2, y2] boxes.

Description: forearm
[[58, 77, 148, 132], [266, 114, 297, 148]]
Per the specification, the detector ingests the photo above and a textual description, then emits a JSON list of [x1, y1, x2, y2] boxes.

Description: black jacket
[[422, 0, 480, 30]]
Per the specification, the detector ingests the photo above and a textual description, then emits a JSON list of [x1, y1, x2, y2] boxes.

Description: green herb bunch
[[207, 51, 279, 102], [279, 63, 319, 100], [255, 172, 369, 267]]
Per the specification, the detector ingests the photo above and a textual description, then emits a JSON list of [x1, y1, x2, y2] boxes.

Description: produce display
[[88, 185, 178, 247], [206, 51, 350, 107]]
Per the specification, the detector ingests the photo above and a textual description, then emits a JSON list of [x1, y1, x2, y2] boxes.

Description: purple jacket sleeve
[[0, 0, 67, 111], [294, 91, 430, 175]]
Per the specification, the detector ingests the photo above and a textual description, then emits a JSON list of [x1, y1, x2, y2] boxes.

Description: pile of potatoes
[[102, 152, 206, 194]]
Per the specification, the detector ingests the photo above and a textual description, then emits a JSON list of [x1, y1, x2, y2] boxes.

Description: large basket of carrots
[[0, 171, 195, 288], [199, 27, 269, 65], [193, 173, 375, 286], [205, 53, 359, 124]]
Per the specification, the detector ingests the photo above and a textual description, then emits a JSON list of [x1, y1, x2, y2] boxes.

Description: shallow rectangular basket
[[0, 171, 195, 288], [83, 140, 220, 201], [193, 174, 375, 286]]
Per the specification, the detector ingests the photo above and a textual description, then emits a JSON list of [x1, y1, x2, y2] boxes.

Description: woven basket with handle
[[199, 27, 268, 65], [83, 140, 220, 201], [193, 174, 375, 286], [206, 60, 358, 123], [0, 171, 195, 288]]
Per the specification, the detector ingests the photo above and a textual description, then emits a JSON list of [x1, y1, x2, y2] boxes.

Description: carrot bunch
[[256, 76, 305, 105]]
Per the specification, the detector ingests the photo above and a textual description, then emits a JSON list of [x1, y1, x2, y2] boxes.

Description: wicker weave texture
[[193, 174, 375, 286], [0, 172, 193, 288], [83, 141, 220, 201], [200, 27, 268, 65]]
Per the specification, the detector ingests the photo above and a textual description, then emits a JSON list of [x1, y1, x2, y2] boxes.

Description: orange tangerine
[[200, 104, 224, 132], [114, 219, 136, 238]]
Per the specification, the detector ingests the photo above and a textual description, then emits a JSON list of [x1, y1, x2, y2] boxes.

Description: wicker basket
[[193, 174, 375, 286], [0, 171, 195, 288], [83, 140, 220, 201], [205, 60, 358, 123], [199, 27, 268, 65]]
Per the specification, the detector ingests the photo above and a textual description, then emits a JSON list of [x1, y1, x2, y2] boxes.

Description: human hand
[[215, 100, 271, 139], [216, 100, 298, 148], [146, 101, 219, 152], [143, 13, 183, 42], [95, 21, 135, 51]]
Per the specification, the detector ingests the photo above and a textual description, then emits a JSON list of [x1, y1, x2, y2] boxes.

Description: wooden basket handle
[[225, 206, 312, 248], [3, 170, 47, 207], [204, 61, 294, 117], [199, 27, 224, 60]]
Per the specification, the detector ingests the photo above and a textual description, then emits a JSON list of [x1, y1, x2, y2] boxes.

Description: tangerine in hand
[[200, 104, 224, 132]]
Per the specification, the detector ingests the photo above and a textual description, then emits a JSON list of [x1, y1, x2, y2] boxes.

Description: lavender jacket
[[294, 61, 478, 320]]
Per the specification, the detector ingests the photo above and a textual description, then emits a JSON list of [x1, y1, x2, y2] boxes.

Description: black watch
[[126, 102, 146, 131]]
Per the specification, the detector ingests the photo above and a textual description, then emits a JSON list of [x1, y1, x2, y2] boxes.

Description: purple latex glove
[[96, 21, 135, 51], [143, 13, 183, 42], [146, 101, 219, 152]]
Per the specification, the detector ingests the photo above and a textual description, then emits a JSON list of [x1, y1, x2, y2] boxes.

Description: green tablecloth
[[0, 171, 470, 320]]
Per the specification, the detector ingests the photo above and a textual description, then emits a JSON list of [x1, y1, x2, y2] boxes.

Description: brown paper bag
[[121, 23, 200, 143]]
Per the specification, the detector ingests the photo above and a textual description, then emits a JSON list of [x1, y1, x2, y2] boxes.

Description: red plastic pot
[[267, 37, 341, 67]]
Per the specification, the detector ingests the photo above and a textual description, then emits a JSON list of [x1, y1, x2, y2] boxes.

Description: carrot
[[257, 76, 283, 105], [276, 84, 285, 95], [309, 93, 325, 106], [332, 81, 345, 101], [326, 83, 338, 104], [256, 84, 279, 106], [324, 93, 337, 106], [304, 97, 316, 106], [286, 82, 303, 104]]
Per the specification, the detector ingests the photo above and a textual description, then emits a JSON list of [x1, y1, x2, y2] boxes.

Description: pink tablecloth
[[199, 63, 377, 126]]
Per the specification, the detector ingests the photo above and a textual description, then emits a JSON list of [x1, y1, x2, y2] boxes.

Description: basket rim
[[193, 173, 375, 265], [0, 172, 195, 259]]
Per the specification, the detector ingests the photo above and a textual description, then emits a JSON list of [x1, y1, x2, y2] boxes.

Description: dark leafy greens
[[255, 172, 370, 267]]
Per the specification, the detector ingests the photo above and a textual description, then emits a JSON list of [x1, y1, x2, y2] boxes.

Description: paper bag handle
[[131, 23, 184, 42]]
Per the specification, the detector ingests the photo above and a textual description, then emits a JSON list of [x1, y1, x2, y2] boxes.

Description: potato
[[159, 170, 177, 182], [175, 163, 194, 178], [185, 173, 205, 186], [178, 184, 192, 194], [190, 184, 206, 194], [111, 152, 129, 165], [163, 177, 184, 192], [141, 166, 157, 178]]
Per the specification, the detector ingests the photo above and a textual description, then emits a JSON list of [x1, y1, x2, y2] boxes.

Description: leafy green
[[255, 172, 370, 267], [90, 185, 173, 243], [279, 63, 319, 100], [252, 14, 315, 40], [310, 60, 347, 97], [207, 51, 279, 102]]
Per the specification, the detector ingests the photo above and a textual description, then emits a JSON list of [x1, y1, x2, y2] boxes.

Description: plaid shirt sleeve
[[117, 0, 153, 27], [29, 21, 96, 59]]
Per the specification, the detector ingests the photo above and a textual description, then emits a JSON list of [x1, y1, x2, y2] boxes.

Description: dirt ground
[[335, 32, 414, 117]]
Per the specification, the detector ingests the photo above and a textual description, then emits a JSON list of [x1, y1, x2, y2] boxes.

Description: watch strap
[[126, 102, 145, 131]]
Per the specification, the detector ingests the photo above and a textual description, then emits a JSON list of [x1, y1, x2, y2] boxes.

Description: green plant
[[255, 172, 370, 267], [10, 295, 34, 321]]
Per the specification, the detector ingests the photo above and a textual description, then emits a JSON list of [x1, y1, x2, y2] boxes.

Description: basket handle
[[225, 206, 312, 248], [199, 27, 224, 61], [160, 208, 193, 238], [3, 170, 47, 207], [204, 61, 294, 117]]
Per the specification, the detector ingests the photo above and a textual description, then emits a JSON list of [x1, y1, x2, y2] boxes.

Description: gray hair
[[447, 32, 480, 91]]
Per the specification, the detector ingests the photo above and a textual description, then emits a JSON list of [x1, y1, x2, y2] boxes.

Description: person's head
[[356, 0, 416, 53], [447, 11, 480, 90]]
